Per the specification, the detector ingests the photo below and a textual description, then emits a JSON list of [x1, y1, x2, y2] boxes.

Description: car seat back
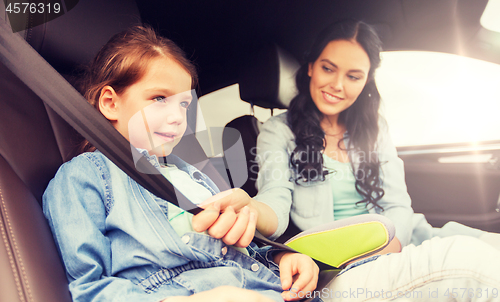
[[0, 62, 73, 302], [223, 43, 299, 197]]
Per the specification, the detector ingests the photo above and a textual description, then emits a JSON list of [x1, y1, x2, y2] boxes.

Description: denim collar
[[134, 148, 193, 176]]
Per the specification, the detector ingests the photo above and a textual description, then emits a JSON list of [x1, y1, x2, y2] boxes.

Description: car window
[[196, 51, 500, 155], [376, 51, 500, 148]]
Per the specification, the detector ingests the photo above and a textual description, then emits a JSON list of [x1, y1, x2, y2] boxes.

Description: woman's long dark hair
[[288, 20, 384, 210]]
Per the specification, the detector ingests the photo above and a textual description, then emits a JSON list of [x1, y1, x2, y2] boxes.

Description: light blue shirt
[[322, 155, 369, 220]]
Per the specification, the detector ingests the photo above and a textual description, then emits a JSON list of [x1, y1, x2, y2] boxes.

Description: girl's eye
[[348, 75, 361, 81], [153, 96, 167, 103], [180, 101, 190, 109]]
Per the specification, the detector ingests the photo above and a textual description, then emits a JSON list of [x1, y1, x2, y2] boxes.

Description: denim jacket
[[43, 150, 284, 302], [254, 113, 486, 246]]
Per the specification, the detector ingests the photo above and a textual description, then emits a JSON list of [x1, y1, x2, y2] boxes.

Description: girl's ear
[[308, 62, 313, 77], [99, 86, 119, 121]]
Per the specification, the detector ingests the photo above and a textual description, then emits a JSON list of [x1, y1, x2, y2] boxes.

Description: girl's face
[[308, 39, 370, 124], [103, 57, 192, 158]]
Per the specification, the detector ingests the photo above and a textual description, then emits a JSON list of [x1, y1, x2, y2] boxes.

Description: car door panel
[[401, 147, 500, 232]]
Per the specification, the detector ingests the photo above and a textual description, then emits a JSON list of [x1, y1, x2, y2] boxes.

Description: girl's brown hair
[[79, 25, 198, 152]]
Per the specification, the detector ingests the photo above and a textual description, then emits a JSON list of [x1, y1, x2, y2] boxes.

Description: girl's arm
[[43, 156, 166, 302], [273, 252, 319, 301]]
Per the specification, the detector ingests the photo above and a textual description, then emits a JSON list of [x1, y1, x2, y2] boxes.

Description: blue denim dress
[[43, 150, 284, 302]]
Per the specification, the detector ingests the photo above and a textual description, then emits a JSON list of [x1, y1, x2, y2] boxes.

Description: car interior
[[1, 0, 500, 301]]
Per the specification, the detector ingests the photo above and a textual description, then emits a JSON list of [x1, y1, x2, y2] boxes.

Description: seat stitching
[[0, 185, 27, 302]]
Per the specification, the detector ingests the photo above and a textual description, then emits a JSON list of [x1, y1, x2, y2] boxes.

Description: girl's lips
[[322, 91, 343, 104], [154, 132, 176, 142]]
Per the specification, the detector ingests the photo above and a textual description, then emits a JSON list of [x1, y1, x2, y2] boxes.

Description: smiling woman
[[250, 19, 500, 302], [307, 39, 370, 126]]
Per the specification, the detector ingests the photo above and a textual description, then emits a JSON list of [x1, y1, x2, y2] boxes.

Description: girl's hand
[[163, 286, 275, 302], [192, 189, 258, 247], [274, 252, 319, 301]]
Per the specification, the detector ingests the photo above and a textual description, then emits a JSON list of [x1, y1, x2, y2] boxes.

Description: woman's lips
[[322, 91, 343, 104]]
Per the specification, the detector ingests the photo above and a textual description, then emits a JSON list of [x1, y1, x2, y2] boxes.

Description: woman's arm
[[252, 114, 297, 240], [193, 115, 294, 241], [373, 120, 414, 246]]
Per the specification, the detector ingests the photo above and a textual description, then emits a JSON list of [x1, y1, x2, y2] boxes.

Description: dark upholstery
[[223, 44, 299, 197], [238, 43, 300, 109], [0, 153, 71, 302], [0, 1, 141, 301], [223, 115, 262, 197]]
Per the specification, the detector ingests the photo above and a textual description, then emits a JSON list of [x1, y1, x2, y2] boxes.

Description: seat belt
[[0, 19, 295, 252]]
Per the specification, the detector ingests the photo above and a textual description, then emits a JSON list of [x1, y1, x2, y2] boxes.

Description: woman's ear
[[308, 62, 313, 77], [99, 86, 119, 122]]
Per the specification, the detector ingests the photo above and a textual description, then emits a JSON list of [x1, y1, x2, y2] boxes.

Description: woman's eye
[[153, 96, 167, 103], [348, 75, 361, 81], [180, 101, 190, 109], [322, 66, 332, 72]]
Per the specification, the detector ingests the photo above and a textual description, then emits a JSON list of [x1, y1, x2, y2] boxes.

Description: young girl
[[42, 25, 318, 302], [253, 19, 500, 249]]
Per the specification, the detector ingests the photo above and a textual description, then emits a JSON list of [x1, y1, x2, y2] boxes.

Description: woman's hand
[[273, 252, 319, 301], [192, 189, 257, 247], [191, 188, 278, 247], [163, 286, 275, 302]]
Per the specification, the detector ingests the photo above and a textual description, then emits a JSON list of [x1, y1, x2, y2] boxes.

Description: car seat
[[222, 43, 304, 243], [0, 1, 142, 301], [223, 43, 300, 197]]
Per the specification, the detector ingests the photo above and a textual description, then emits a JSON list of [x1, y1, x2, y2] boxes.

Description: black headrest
[[16, 0, 141, 73], [238, 43, 300, 109]]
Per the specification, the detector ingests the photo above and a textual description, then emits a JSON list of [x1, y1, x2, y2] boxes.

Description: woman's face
[[112, 57, 193, 158], [308, 39, 371, 123]]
